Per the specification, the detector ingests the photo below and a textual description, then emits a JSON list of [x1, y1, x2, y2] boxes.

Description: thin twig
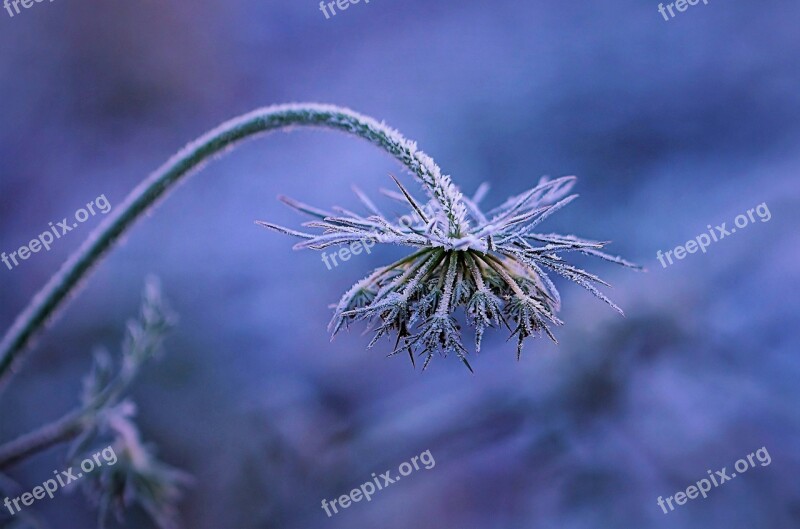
[[0, 409, 85, 469]]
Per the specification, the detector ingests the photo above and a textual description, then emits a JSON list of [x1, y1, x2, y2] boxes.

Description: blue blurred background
[[1, 0, 799, 527]]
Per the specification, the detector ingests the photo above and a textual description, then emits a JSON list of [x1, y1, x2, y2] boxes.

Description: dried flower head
[[67, 277, 189, 529], [260, 170, 640, 372], [74, 402, 191, 529]]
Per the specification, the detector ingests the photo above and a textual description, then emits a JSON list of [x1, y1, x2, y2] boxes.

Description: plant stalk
[[0, 104, 464, 389], [0, 410, 85, 469]]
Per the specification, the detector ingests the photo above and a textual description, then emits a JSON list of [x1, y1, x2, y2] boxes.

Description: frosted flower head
[[260, 174, 640, 371]]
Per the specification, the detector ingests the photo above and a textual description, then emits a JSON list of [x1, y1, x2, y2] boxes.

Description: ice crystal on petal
[[260, 173, 640, 371]]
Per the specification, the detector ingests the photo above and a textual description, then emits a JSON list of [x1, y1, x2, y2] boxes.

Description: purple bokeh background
[[1, 0, 799, 527]]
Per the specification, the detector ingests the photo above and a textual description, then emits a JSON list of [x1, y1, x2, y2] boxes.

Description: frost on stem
[[0, 103, 470, 385], [0, 104, 640, 381]]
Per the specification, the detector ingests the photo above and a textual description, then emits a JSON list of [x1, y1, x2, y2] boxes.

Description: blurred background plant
[[0, 278, 188, 528]]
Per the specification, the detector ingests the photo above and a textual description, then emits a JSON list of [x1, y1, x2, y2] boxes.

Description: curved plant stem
[[0, 103, 465, 389]]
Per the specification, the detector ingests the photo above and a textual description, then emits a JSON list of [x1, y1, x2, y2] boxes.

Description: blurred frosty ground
[[1, 0, 799, 527]]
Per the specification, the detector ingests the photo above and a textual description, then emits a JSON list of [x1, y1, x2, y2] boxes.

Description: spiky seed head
[[259, 173, 640, 371]]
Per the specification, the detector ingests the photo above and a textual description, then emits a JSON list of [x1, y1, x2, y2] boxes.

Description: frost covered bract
[[260, 171, 640, 372]]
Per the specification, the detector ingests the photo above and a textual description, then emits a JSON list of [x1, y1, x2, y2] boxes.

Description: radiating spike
[[277, 195, 332, 219], [255, 221, 314, 239]]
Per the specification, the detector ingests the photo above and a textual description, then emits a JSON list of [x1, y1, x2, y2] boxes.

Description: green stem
[[464, 252, 487, 291], [436, 253, 459, 315], [476, 253, 528, 300], [0, 104, 465, 389]]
